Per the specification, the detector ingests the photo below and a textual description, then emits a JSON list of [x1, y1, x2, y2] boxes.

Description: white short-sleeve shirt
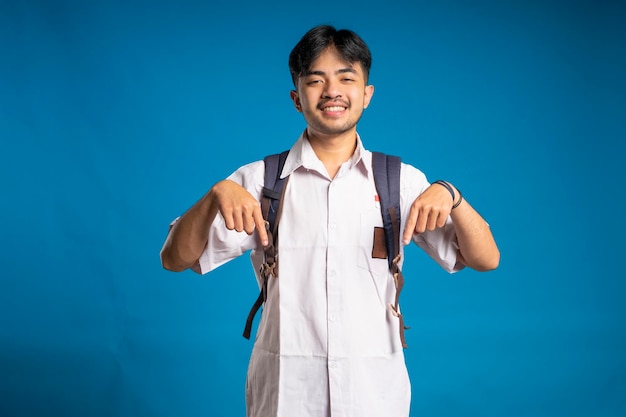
[[195, 134, 461, 417]]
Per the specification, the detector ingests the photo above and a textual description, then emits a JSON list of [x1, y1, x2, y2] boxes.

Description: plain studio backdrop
[[1, 0, 624, 416]]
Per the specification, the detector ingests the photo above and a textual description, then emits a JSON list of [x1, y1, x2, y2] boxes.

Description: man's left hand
[[402, 182, 456, 244]]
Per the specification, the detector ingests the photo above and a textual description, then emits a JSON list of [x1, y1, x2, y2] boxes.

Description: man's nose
[[322, 79, 342, 99]]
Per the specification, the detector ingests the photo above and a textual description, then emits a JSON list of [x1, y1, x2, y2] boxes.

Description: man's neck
[[305, 129, 357, 179]]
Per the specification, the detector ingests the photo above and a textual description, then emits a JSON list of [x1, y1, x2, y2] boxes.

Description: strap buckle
[[260, 262, 277, 278]]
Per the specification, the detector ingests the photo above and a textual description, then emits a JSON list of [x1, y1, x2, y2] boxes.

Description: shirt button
[[329, 361, 337, 368], [328, 270, 336, 277], [329, 314, 337, 322], [329, 223, 337, 231]]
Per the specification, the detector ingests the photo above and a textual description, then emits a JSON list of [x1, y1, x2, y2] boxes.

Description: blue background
[[1, 0, 625, 416]]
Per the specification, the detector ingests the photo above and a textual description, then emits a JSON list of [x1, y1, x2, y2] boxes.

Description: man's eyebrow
[[337, 67, 357, 75], [304, 67, 358, 76]]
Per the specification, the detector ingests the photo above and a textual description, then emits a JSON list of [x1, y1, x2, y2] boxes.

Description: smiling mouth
[[321, 105, 347, 112]]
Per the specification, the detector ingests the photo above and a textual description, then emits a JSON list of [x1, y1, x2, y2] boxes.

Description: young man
[[161, 25, 499, 417]]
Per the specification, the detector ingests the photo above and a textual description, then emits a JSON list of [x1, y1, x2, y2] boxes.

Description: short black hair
[[288, 25, 372, 86]]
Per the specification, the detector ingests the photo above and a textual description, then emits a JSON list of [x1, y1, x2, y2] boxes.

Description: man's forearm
[[450, 198, 500, 271], [160, 193, 218, 272]]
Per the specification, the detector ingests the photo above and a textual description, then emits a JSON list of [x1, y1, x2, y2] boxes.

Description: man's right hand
[[210, 180, 269, 247]]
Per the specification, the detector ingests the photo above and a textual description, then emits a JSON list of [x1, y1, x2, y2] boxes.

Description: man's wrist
[[433, 180, 463, 209]]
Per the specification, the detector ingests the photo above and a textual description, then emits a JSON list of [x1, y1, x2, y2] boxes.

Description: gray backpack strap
[[243, 151, 289, 339], [372, 152, 408, 348]]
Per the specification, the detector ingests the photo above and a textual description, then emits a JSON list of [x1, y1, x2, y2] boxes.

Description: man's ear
[[290, 90, 302, 112], [364, 84, 374, 109], [290, 90, 301, 112]]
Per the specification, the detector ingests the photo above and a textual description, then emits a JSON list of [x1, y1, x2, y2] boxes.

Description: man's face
[[290, 47, 374, 139]]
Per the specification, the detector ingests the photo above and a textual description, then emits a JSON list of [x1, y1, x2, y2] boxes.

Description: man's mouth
[[319, 100, 349, 113], [322, 105, 347, 112]]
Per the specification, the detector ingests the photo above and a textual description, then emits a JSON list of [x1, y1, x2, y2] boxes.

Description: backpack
[[242, 151, 409, 348]]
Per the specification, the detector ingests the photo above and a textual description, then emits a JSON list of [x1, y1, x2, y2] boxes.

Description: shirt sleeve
[[194, 160, 266, 274], [399, 163, 464, 274]]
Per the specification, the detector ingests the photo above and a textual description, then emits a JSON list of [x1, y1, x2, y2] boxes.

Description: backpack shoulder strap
[[371, 151, 409, 348], [371, 152, 402, 266], [262, 151, 290, 236], [242, 150, 290, 340]]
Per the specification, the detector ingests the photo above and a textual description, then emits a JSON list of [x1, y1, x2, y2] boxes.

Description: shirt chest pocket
[[357, 208, 391, 278]]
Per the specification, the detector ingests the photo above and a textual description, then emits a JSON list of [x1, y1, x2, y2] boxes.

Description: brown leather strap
[[243, 275, 268, 339], [242, 177, 289, 339], [243, 219, 274, 339], [388, 206, 408, 348]]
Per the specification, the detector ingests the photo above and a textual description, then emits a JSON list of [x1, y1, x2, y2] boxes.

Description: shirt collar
[[280, 131, 371, 179]]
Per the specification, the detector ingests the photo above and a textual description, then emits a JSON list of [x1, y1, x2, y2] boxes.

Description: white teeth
[[323, 106, 346, 112]]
